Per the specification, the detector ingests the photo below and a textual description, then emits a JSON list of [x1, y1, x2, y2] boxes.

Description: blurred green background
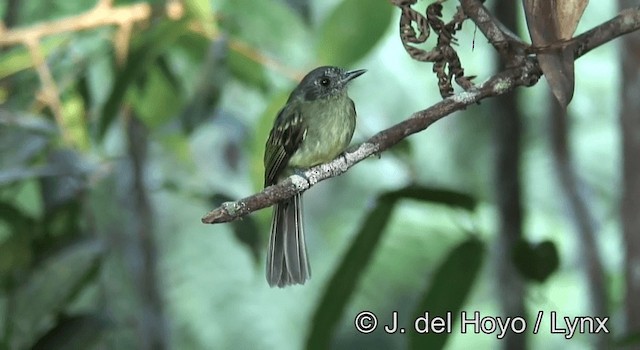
[[0, 0, 632, 349]]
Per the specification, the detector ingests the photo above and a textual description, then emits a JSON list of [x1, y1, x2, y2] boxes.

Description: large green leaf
[[9, 241, 103, 349], [97, 20, 190, 139], [218, 0, 309, 87], [219, 0, 308, 51], [0, 202, 35, 282], [409, 237, 485, 350], [129, 65, 182, 129], [306, 195, 396, 350], [317, 0, 393, 66], [227, 46, 269, 92], [306, 184, 478, 349]]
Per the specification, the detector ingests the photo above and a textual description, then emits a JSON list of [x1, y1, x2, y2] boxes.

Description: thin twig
[[24, 37, 69, 143]]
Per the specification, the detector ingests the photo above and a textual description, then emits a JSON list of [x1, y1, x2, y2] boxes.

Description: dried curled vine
[[391, 0, 476, 97]]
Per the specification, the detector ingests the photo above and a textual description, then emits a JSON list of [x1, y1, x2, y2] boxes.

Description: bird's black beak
[[343, 69, 367, 83]]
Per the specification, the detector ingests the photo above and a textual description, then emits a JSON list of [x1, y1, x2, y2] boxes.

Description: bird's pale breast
[[288, 96, 356, 168]]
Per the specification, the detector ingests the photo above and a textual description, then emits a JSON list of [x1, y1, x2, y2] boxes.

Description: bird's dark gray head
[[290, 66, 366, 102]]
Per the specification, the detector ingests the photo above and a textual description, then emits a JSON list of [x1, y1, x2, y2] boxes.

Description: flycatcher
[[263, 66, 366, 287]]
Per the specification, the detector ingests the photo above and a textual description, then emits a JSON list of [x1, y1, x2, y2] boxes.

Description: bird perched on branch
[[263, 66, 366, 287]]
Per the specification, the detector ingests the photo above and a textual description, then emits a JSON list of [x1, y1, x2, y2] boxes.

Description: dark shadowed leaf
[[306, 184, 478, 349], [306, 196, 396, 350], [616, 330, 640, 348], [0, 110, 61, 197], [385, 184, 477, 212], [409, 237, 484, 350], [39, 149, 89, 211], [177, 36, 222, 133], [0, 234, 33, 283], [9, 240, 103, 349], [0, 203, 36, 286], [389, 138, 413, 159], [512, 239, 559, 283], [317, 0, 393, 66], [210, 193, 262, 265], [32, 313, 110, 350], [155, 55, 182, 92], [0, 113, 54, 169]]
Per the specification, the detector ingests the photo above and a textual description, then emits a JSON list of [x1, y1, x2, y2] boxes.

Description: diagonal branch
[[202, 63, 537, 224], [202, 5, 640, 225]]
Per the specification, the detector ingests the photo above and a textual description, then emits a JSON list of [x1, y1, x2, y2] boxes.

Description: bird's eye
[[319, 77, 330, 86]]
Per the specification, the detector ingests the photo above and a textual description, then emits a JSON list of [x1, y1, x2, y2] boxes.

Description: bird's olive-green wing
[[264, 104, 307, 187]]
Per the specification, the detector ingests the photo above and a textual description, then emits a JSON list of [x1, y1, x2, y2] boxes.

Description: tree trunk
[[549, 98, 609, 349], [493, 1, 527, 349], [619, 0, 640, 339]]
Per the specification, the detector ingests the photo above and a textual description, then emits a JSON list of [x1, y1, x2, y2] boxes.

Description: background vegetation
[[0, 0, 638, 349]]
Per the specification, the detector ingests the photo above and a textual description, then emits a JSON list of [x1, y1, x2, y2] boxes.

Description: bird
[[263, 66, 366, 287]]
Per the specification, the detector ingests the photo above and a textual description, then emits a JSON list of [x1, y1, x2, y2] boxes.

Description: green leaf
[[306, 184, 477, 349], [385, 184, 477, 212], [219, 0, 308, 52], [129, 65, 182, 129], [317, 0, 393, 66], [306, 195, 396, 350], [0, 38, 66, 79], [9, 241, 103, 350], [98, 20, 190, 139], [39, 150, 90, 211], [61, 91, 90, 150], [0, 114, 53, 169], [0, 232, 33, 282], [0, 201, 34, 234], [183, 0, 217, 36], [409, 237, 485, 350], [227, 46, 269, 92], [512, 239, 560, 283]]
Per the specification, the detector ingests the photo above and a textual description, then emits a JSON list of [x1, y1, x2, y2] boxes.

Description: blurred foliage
[[0, 0, 627, 349], [409, 237, 484, 350], [512, 239, 560, 283], [317, 0, 393, 66], [307, 185, 479, 350]]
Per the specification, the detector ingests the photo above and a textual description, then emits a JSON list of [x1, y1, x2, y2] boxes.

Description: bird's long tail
[[266, 193, 311, 287]]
